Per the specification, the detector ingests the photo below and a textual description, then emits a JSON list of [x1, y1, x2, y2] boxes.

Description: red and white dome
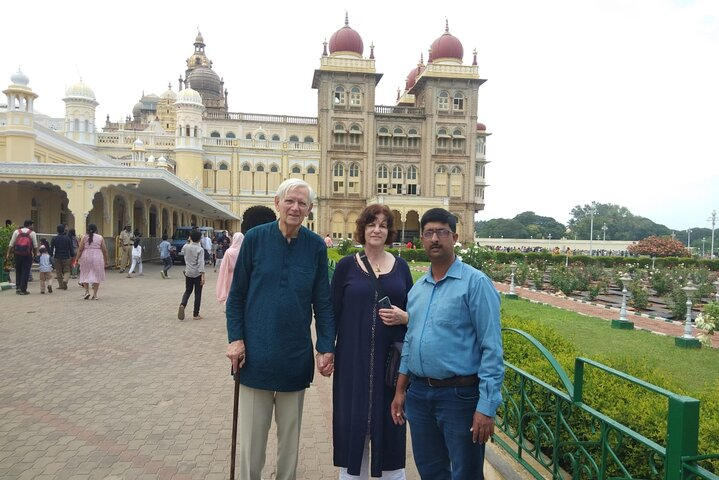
[[477, 123, 487, 131], [429, 21, 464, 64], [329, 14, 364, 57]]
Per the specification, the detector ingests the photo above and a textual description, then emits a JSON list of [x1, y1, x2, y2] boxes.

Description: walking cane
[[230, 366, 240, 480]]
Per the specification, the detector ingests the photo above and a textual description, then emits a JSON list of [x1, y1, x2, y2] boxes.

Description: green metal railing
[[495, 328, 718, 479]]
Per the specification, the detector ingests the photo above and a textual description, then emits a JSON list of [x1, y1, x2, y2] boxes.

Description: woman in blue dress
[[331, 204, 414, 479]]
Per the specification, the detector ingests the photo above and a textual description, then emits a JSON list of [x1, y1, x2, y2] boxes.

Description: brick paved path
[[493, 282, 719, 348], [0, 263, 509, 480]]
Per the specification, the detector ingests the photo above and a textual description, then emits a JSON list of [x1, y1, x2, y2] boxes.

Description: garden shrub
[[501, 315, 719, 476]]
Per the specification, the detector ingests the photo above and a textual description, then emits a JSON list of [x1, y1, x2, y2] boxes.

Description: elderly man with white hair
[[226, 178, 336, 480]]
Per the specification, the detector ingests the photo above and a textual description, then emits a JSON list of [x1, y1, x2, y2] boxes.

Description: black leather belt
[[413, 375, 479, 388]]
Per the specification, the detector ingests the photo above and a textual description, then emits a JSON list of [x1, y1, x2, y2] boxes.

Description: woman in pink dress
[[216, 232, 244, 305], [76, 223, 109, 300]]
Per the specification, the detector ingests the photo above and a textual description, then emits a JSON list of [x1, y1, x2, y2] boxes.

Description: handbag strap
[[359, 251, 385, 299]]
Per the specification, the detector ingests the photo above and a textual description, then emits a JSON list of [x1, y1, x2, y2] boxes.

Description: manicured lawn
[[501, 296, 719, 394]]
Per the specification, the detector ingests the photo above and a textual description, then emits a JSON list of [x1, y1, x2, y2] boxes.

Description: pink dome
[[477, 123, 487, 131], [430, 22, 464, 62], [405, 64, 425, 90], [329, 14, 364, 55]]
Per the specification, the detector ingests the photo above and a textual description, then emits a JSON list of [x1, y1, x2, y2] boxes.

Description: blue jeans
[[405, 380, 485, 480]]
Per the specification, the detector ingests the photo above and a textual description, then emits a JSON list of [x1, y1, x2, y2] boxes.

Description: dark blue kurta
[[331, 254, 413, 477], [226, 221, 335, 392]]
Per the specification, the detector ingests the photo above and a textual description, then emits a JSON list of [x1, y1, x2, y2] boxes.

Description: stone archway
[[133, 199, 145, 236], [149, 204, 158, 238], [162, 208, 170, 237], [405, 211, 420, 243], [113, 195, 129, 237]]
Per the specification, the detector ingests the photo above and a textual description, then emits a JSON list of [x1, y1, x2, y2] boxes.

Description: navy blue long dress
[[331, 254, 414, 477]]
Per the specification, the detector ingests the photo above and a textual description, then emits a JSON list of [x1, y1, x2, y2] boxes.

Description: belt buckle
[[427, 377, 438, 387]]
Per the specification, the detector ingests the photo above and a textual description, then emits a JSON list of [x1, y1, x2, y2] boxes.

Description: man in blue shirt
[[226, 178, 335, 480], [391, 208, 504, 480]]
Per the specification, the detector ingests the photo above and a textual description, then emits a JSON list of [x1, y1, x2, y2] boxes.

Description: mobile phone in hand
[[377, 296, 392, 309]]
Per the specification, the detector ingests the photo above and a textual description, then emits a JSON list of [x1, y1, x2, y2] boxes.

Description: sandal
[[83, 293, 91, 300], [91, 296, 99, 300]]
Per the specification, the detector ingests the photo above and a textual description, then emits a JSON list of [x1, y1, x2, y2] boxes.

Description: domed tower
[[181, 31, 227, 114], [312, 13, 382, 237], [2, 69, 39, 162], [157, 83, 177, 133], [174, 86, 205, 190], [63, 79, 98, 146]]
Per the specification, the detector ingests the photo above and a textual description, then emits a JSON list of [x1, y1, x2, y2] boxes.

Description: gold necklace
[[374, 263, 381, 273]]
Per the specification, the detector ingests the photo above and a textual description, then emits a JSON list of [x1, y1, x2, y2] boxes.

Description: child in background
[[127, 238, 144, 277], [158, 234, 172, 279], [38, 246, 53, 294]]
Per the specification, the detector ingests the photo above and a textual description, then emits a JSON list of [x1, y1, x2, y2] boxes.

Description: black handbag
[[359, 252, 403, 389]]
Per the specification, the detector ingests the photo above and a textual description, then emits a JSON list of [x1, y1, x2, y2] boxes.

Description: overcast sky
[[4, 0, 718, 232]]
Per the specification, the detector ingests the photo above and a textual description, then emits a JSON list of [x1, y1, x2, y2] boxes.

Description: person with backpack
[[6, 219, 38, 295]]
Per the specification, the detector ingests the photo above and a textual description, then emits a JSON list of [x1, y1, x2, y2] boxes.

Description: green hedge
[[501, 314, 719, 476]]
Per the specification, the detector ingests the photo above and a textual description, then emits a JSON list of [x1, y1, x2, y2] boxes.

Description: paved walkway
[[493, 282, 719, 348], [0, 264, 512, 480]]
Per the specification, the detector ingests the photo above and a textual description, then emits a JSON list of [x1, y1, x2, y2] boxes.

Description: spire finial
[[345, 11, 349, 26], [445, 18, 449, 33], [419, 53, 424, 66], [397, 87, 401, 101], [472, 48, 477, 66], [322, 38, 328, 56], [370, 42, 375, 59]]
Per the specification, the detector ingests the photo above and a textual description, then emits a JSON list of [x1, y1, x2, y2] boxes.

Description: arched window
[[376, 165, 389, 194], [350, 87, 362, 107], [408, 128, 420, 148], [391, 165, 404, 194], [393, 127, 405, 148], [437, 128, 450, 149], [272, 134, 280, 141], [256, 164, 265, 172], [334, 86, 346, 106], [241, 163, 251, 172], [437, 166, 447, 173], [270, 164, 279, 173], [438, 91, 449, 111], [307, 166, 316, 174], [210, 131, 221, 138], [226, 132, 236, 139], [378, 126, 390, 147], [219, 163, 229, 171], [333, 163, 344, 177], [289, 135, 299, 142], [349, 163, 359, 177], [407, 166, 418, 194], [304, 136, 314, 143], [256, 133, 266, 140], [451, 166, 462, 174], [392, 165, 403, 179], [203, 162, 213, 170], [453, 92, 465, 112], [291, 165, 302, 174], [452, 129, 465, 151]]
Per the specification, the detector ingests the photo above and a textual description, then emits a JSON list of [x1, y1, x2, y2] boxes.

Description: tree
[[475, 218, 528, 238], [626, 236, 689, 257], [567, 203, 670, 241]]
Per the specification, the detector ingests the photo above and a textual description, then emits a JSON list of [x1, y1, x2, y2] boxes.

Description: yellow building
[[0, 17, 490, 245]]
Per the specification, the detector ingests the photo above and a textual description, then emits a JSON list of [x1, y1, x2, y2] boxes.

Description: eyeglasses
[[422, 229, 452, 239]]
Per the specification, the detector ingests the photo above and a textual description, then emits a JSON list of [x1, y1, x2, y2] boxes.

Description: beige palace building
[[0, 17, 490, 244]]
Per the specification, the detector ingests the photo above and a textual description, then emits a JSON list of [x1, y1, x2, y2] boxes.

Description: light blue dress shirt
[[399, 256, 504, 416]]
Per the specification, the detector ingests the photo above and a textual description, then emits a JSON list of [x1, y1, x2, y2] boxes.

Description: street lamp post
[[548, 233, 552, 251], [612, 274, 634, 329], [507, 262, 518, 299], [675, 281, 701, 348], [601, 222, 608, 253], [702, 237, 706, 258], [710, 210, 717, 260], [589, 202, 596, 256], [714, 279, 719, 302], [687, 228, 692, 248]]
